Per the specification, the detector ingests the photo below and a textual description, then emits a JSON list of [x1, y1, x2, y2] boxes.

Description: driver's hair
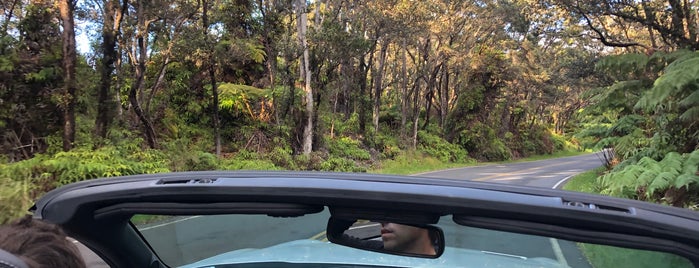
[[0, 215, 86, 268]]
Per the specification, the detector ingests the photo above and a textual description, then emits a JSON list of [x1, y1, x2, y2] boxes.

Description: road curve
[[415, 152, 603, 188]]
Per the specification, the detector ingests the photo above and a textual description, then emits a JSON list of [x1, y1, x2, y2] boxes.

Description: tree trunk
[[202, 0, 221, 156], [372, 40, 388, 133], [210, 67, 221, 156], [58, 0, 76, 151], [296, 0, 313, 155], [412, 82, 421, 150], [95, 0, 127, 140], [130, 0, 157, 149], [400, 39, 408, 138]]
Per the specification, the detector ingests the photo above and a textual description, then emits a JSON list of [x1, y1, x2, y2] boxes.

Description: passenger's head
[[0, 215, 85, 268], [379, 222, 436, 255]]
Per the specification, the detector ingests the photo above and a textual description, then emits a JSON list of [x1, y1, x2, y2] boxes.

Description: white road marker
[[138, 216, 201, 231], [550, 179, 572, 267], [553, 175, 574, 189]]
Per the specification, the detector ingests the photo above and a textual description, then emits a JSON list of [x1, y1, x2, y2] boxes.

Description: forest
[[1, 0, 698, 223]]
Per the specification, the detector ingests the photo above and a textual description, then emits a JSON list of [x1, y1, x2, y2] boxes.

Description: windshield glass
[[131, 214, 692, 268]]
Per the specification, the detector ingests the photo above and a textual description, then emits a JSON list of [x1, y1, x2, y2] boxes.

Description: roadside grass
[[130, 214, 175, 227], [370, 151, 476, 175], [578, 243, 693, 268], [562, 167, 605, 194]]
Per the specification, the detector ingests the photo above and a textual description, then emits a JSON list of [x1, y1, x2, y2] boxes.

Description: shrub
[[417, 131, 468, 163], [183, 152, 219, 171], [293, 152, 327, 171], [327, 136, 371, 161], [267, 146, 297, 169], [220, 154, 279, 170], [320, 156, 367, 172], [331, 113, 360, 137], [456, 122, 511, 161], [374, 134, 402, 159]]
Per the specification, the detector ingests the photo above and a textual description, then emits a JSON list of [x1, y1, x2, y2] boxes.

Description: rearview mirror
[[326, 217, 444, 258]]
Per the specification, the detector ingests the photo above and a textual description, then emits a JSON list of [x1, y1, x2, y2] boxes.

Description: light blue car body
[[180, 239, 567, 268]]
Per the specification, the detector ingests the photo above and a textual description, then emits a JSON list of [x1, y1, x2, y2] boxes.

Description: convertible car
[[29, 171, 699, 267]]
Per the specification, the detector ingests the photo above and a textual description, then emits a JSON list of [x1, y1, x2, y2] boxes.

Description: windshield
[[131, 214, 692, 268]]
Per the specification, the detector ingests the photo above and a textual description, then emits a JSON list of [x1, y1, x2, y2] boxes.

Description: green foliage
[[39, 147, 170, 185], [578, 243, 693, 268], [417, 131, 469, 163], [562, 167, 606, 194], [599, 150, 699, 206], [456, 122, 511, 161], [267, 146, 297, 170], [373, 133, 402, 160], [327, 137, 371, 161], [218, 83, 269, 119], [595, 53, 651, 78], [0, 145, 173, 223], [330, 113, 361, 137], [319, 156, 367, 172], [636, 51, 699, 125], [220, 151, 280, 170]]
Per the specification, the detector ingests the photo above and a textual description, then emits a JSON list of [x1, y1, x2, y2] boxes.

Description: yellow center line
[[310, 231, 327, 240], [472, 160, 576, 181]]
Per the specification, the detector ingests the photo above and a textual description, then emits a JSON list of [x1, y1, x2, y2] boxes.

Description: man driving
[[379, 222, 436, 255]]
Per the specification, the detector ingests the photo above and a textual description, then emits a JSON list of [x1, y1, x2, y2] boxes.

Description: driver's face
[[379, 222, 430, 253]]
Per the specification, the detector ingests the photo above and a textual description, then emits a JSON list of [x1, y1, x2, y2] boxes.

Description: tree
[[555, 0, 698, 50], [94, 0, 128, 141], [295, 0, 313, 155], [125, 0, 159, 149], [58, 0, 77, 151]]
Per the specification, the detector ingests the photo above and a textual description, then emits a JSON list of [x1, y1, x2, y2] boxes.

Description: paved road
[[77, 152, 604, 267], [416, 152, 603, 188]]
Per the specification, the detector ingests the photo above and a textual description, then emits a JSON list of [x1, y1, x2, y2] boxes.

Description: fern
[[674, 174, 699, 190], [680, 106, 699, 121], [598, 150, 699, 205], [636, 157, 659, 169], [636, 51, 699, 116], [607, 114, 645, 136], [646, 173, 671, 198], [595, 53, 650, 77], [658, 152, 683, 173], [683, 150, 699, 175], [636, 169, 659, 186]]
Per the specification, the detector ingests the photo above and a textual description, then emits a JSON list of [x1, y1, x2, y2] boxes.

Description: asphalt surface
[[416, 152, 604, 188], [76, 152, 604, 267]]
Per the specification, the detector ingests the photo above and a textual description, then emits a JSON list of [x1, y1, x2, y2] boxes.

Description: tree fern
[[683, 150, 699, 175], [595, 53, 650, 78], [607, 114, 645, 136], [647, 173, 672, 198], [674, 174, 699, 190], [636, 51, 699, 116], [636, 169, 659, 187], [637, 157, 659, 170], [658, 152, 683, 174]]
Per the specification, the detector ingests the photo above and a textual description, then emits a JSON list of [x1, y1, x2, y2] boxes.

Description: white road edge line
[[550, 175, 573, 267], [138, 216, 201, 231], [553, 175, 574, 189], [549, 238, 570, 267]]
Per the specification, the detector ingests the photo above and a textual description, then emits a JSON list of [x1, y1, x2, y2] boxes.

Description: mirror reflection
[[327, 217, 444, 258]]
